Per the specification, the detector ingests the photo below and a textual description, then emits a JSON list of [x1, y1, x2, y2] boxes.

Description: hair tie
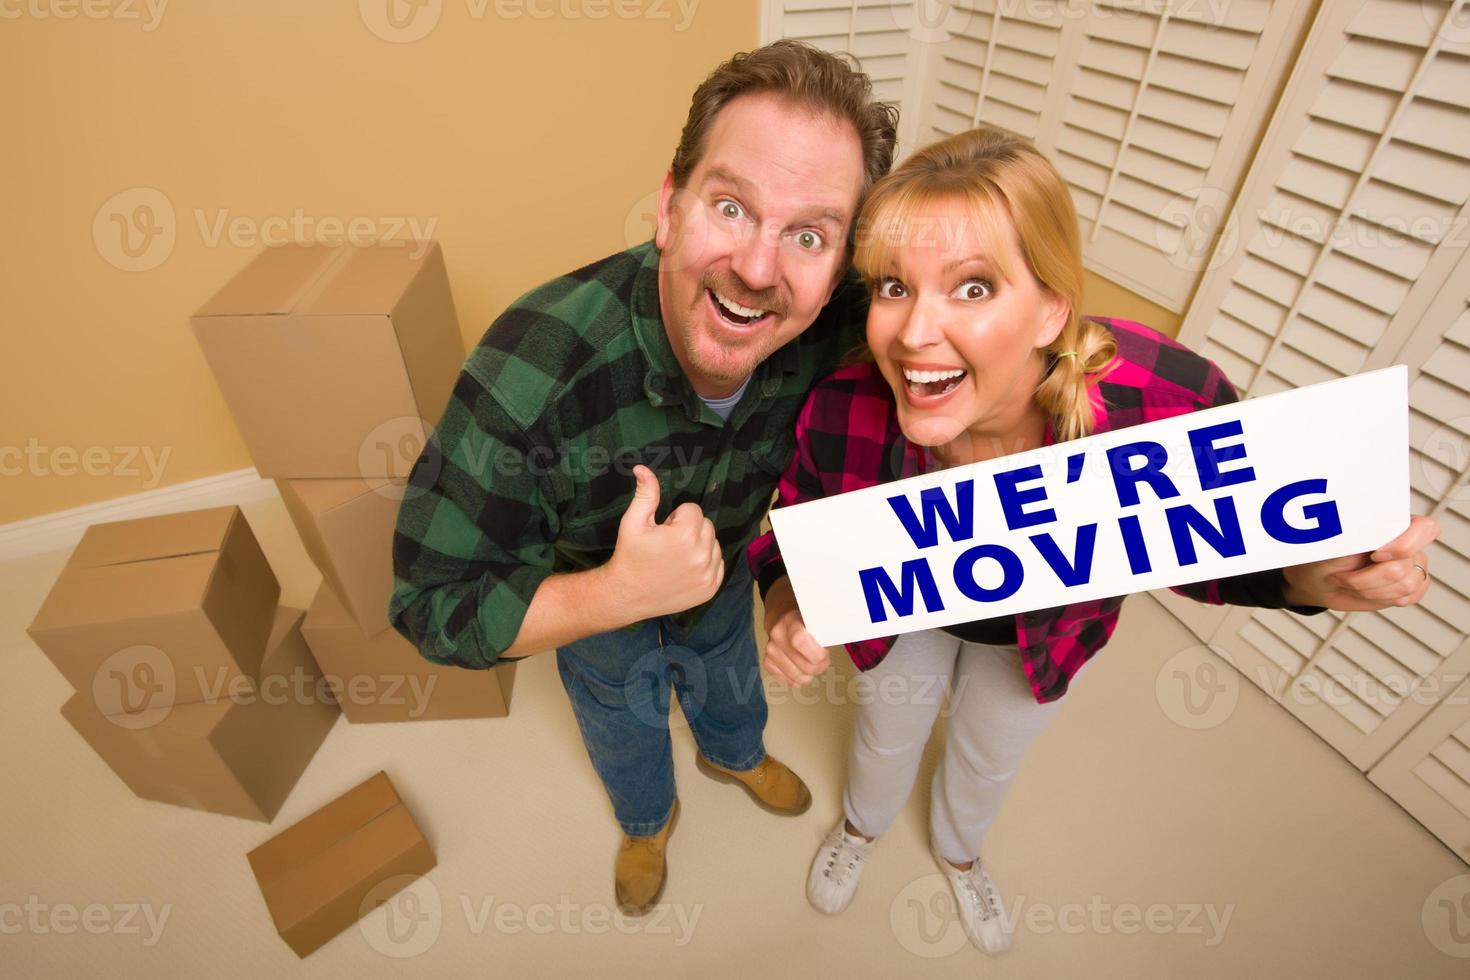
[[1054, 350, 1077, 360]]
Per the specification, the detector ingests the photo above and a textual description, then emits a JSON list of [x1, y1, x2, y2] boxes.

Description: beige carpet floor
[[3, 492, 1467, 977]]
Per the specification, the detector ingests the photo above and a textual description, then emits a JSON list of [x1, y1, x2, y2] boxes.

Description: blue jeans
[[556, 561, 769, 836]]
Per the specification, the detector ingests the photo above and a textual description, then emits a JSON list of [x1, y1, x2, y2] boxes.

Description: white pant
[[843, 629, 1066, 864]]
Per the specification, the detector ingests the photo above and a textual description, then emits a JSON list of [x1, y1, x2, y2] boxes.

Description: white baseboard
[[0, 468, 278, 562]]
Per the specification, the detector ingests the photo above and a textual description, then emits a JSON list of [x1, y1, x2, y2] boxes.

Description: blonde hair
[[852, 126, 1115, 442]]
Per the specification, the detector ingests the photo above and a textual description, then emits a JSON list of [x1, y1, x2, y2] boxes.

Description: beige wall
[[1, 1, 756, 525], [1082, 270, 1183, 338]]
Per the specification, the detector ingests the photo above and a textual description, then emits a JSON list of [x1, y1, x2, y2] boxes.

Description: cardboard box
[[276, 477, 402, 638], [300, 582, 516, 724], [29, 505, 280, 715], [191, 240, 466, 479], [59, 607, 340, 822], [247, 771, 436, 958]]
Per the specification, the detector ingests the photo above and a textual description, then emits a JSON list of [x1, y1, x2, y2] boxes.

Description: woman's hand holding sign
[[1282, 513, 1439, 611], [762, 576, 831, 687]]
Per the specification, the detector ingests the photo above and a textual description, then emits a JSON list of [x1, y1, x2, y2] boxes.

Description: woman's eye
[[876, 278, 907, 299], [952, 278, 993, 300], [717, 200, 744, 220], [795, 230, 824, 251]]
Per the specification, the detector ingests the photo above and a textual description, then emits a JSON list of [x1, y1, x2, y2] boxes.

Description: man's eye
[[717, 200, 744, 220], [876, 278, 906, 299], [795, 230, 824, 251], [951, 279, 993, 300]]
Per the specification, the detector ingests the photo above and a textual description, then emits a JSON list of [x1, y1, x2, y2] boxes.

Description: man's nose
[[729, 222, 781, 293]]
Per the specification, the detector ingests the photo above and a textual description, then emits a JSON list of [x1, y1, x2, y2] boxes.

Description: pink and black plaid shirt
[[747, 317, 1321, 705]]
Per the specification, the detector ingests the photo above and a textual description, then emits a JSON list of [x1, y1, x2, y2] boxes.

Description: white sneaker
[[806, 819, 876, 915], [931, 844, 1012, 955]]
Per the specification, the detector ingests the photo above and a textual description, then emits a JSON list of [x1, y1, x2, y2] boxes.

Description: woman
[[745, 126, 1437, 956]]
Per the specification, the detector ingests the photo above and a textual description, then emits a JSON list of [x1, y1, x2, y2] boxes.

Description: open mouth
[[902, 366, 967, 399], [707, 288, 772, 328]]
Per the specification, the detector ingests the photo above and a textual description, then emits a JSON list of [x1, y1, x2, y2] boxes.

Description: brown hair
[[853, 126, 1116, 442], [671, 39, 899, 205]]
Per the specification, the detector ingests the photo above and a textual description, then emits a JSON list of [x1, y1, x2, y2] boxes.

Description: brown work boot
[[614, 799, 679, 916], [695, 752, 812, 815]]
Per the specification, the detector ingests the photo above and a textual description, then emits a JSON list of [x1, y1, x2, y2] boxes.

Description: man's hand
[[762, 577, 830, 687], [601, 465, 725, 621], [1282, 513, 1440, 612]]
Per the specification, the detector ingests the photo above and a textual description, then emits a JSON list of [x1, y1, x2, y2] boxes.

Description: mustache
[[701, 271, 786, 316]]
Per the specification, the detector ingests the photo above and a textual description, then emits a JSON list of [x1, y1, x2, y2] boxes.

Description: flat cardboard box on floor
[[247, 770, 436, 958], [276, 477, 403, 637], [191, 240, 465, 479], [301, 582, 516, 724], [60, 607, 340, 822], [29, 505, 280, 715]]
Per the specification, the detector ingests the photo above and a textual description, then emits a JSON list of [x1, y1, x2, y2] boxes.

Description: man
[[390, 40, 900, 914]]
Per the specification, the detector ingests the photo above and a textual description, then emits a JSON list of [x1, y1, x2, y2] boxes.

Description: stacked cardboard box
[[192, 240, 516, 722], [28, 506, 339, 821]]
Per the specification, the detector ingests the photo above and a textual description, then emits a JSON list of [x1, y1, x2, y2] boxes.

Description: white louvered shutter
[[919, 0, 1076, 144], [1369, 674, 1470, 861], [762, 1, 930, 152], [1163, 0, 1470, 772], [912, 0, 1312, 312]]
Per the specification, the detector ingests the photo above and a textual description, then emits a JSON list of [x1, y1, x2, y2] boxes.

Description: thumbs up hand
[[604, 465, 726, 621]]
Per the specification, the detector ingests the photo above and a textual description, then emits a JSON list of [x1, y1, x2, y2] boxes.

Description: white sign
[[770, 366, 1409, 648]]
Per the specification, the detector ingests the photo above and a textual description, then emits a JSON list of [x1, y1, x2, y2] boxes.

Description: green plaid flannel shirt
[[389, 241, 868, 668]]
